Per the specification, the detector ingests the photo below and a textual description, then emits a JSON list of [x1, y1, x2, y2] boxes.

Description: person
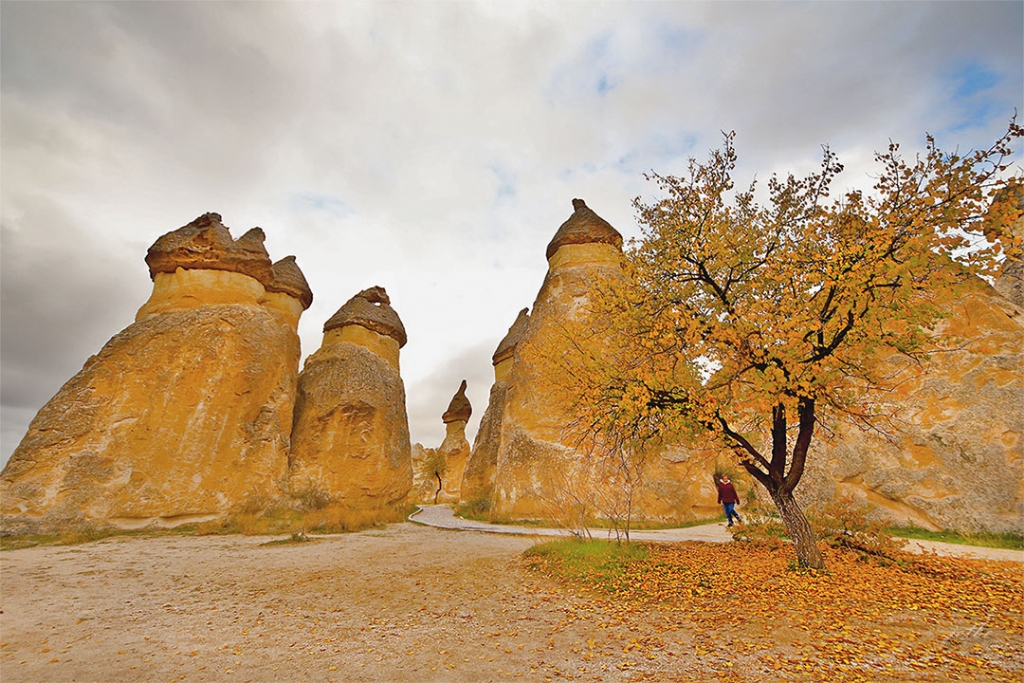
[[717, 475, 742, 527]]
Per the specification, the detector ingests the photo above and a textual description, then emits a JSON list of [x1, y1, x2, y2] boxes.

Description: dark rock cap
[[267, 256, 314, 310], [145, 213, 275, 285], [492, 308, 530, 366], [544, 198, 623, 260], [323, 286, 407, 347], [442, 379, 472, 424]]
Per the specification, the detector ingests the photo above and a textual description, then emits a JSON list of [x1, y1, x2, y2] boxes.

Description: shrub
[[455, 497, 491, 520], [809, 496, 907, 559]]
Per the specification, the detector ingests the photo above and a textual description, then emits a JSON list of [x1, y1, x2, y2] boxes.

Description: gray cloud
[[2, 1, 1021, 466]]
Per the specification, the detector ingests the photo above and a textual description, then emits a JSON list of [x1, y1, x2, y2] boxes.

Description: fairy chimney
[[1, 213, 311, 534], [489, 199, 625, 518], [288, 286, 413, 510], [460, 308, 529, 503]]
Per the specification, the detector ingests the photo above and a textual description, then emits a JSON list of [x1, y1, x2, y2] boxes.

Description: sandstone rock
[[435, 381, 472, 502], [442, 380, 472, 424], [491, 199, 626, 519], [491, 308, 530, 373], [409, 443, 443, 504], [288, 287, 412, 510], [983, 184, 1024, 310], [268, 255, 314, 310], [545, 198, 623, 260], [800, 277, 1024, 533], [144, 213, 276, 286], [460, 309, 529, 504], [1, 213, 310, 534], [323, 285, 407, 347]]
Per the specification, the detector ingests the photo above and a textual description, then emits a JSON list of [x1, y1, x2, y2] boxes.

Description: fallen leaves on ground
[[526, 540, 1023, 682]]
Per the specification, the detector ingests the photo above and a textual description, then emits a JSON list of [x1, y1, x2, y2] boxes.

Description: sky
[[2, 1, 1022, 468]]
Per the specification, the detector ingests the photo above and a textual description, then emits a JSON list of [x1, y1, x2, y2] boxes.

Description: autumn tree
[[556, 124, 1022, 569]]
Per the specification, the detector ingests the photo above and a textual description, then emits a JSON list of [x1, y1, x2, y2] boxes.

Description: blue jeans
[[723, 502, 741, 525]]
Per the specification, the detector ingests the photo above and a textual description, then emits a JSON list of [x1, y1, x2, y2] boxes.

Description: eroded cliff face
[[288, 287, 412, 509], [801, 279, 1024, 533], [1, 213, 312, 533]]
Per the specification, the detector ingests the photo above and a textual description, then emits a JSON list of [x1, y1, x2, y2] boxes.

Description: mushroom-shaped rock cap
[[323, 286, 407, 347], [492, 308, 530, 366], [267, 256, 314, 310], [145, 213, 275, 285], [545, 198, 623, 260], [442, 379, 472, 424]]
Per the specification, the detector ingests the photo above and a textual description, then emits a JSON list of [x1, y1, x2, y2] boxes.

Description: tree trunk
[[770, 487, 825, 569]]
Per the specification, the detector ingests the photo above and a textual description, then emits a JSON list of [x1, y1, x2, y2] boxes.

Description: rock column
[[288, 286, 413, 510], [460, 308, 529, 503], [1, 213, 312, 533], [490, 199, 625, 519], [437, 380, 472, 502]]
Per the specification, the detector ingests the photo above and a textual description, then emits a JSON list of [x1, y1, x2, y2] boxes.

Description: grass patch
[[889, 525, 1024, 551], [454, 497, 491, 521], [524, 538, 649, 591], [472, 510, 722, 531]]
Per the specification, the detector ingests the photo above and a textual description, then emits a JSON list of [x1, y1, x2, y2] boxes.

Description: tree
[[555, 123, 1022, 568], [423, 448, 448, 504]]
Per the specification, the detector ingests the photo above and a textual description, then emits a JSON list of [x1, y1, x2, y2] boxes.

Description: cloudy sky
[[1, 1, 1021, 467]]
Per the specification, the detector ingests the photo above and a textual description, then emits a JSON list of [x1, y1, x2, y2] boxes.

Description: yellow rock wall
[[436, 421, 471, 503], [460, 380, 508, 504]]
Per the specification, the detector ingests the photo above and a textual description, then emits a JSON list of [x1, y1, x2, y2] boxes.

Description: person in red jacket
[[717, 475, 742, 527]]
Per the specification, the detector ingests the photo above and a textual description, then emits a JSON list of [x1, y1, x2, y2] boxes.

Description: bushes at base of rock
[[729, 494, 907, 561]]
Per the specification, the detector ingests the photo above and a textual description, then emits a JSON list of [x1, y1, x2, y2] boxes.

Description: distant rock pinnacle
[[442, 380, 472, 424]]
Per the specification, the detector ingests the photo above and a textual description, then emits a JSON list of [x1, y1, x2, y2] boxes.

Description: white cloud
[[2, 1, 1021, 465]]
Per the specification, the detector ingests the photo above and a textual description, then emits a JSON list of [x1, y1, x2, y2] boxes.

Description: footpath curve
[[409, 504, 1024, 562]]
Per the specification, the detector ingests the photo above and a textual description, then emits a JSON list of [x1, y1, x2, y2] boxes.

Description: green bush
[[455, 497, 491, 520]]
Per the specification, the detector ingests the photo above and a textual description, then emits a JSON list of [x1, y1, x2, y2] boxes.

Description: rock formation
[[479, 197, 1023, 534], [437, 380, 472, 502], [801, 275, 1023, 533], [409, 443, 441, 504], [410, 381, 473, 504], [460, 308, 529, 504], [983, 184, 1024, 310], [288, 286, 413, 510], [1, 213, 312, 534], [490, 199, 626, 519]]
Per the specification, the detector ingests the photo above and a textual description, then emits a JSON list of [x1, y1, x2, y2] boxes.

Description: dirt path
[[2, 519, 1020, 682], [0, 523, 671, 683], [412, 504, 1024, 562]]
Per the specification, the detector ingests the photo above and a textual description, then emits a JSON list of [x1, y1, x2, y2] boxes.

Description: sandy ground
[[1, 523, 670, 683], [1, 518, 1020, 683]]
